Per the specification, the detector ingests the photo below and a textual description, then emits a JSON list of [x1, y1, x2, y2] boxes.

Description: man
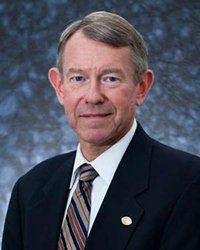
[[2, 11, 200, 250]]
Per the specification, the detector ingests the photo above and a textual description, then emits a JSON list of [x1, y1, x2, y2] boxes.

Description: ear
[[48, 67, 65, 105], [135, 69, 154, 106]]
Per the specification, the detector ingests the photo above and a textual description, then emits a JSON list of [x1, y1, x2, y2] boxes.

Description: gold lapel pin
[[121, 216, 132, 226]]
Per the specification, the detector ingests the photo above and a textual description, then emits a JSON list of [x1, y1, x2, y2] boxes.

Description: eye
[[70, 75, 85, 82], [101, 75, 121, 85], [107, 76, 118, 82]]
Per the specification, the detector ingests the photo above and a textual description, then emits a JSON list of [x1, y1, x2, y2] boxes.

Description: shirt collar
[[69, 119, 137, 188]]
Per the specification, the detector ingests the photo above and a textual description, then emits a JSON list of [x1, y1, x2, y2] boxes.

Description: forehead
[[62, 30, 133, 72]]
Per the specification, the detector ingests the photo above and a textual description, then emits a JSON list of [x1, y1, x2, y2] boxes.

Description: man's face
[[49, 30, 153, 156]]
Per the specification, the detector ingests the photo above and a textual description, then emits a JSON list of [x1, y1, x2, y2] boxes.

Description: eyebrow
[[99, 68, 126, 78], [65, 67, 126, 78], [65, 68, 86, 77]]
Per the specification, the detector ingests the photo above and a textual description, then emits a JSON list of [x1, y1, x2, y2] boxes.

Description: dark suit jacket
[[2, 124, 200, 250]]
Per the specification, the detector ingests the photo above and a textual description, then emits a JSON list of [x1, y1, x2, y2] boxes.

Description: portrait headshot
[[1, 1, 200, 250]]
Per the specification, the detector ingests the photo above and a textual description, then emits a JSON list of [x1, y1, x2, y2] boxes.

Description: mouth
[[80, 113, 112, 118]]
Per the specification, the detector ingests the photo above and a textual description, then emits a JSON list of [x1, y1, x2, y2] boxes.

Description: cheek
[[62, 95, 77, 124], [112, 94, 136, 125], [112, 89, 135, 113], [62, 88, 78, 111]]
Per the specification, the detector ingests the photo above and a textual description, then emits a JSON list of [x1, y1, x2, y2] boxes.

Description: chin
[[79, 131, 111, 145]]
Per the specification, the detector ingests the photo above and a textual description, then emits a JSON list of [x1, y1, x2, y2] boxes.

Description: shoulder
[[17, 151, 76, 189], [136, 123, 200, 186], [149, 137, 200, 194], [138, 122, 200, 171], [25, 151, 76, 176], [137, 123, 200, 165], [151, 138, 200, 170]]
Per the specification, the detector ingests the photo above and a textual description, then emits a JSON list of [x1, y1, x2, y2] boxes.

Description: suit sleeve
[[2, 179, 23, 250], [160, 176, 200, 250]]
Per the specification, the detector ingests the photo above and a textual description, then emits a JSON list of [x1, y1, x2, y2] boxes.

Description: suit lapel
[[25, 153, 75, 250], [86, 124, 153, 250]]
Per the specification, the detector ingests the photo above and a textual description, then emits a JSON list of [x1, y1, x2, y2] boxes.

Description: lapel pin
[[121, 216, 132, 226]]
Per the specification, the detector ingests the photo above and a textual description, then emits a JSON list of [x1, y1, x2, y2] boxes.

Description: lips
[[80, 113, 111, 118]]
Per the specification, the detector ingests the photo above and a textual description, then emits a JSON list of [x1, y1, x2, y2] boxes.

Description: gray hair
[[57, 11, 148, 83]]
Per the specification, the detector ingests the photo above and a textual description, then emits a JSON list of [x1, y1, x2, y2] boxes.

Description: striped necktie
[[58, 164, 98, 250]]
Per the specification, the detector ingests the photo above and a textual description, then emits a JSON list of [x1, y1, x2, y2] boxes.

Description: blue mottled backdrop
[[0, 0, 200, 243]]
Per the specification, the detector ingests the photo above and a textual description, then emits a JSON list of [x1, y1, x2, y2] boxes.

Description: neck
[[80, 143, 111, 162]]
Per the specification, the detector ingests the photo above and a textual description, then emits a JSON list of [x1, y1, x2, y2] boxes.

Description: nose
[[84, 80, 105, 104]]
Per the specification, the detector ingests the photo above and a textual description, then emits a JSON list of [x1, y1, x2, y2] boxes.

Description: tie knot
[[79, 164, 98, 182]]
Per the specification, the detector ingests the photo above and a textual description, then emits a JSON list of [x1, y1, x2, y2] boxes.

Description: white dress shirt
[[62, 119, 137, 234]]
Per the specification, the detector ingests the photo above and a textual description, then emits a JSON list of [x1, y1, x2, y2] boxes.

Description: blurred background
[[0, 0, 199, 244]]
